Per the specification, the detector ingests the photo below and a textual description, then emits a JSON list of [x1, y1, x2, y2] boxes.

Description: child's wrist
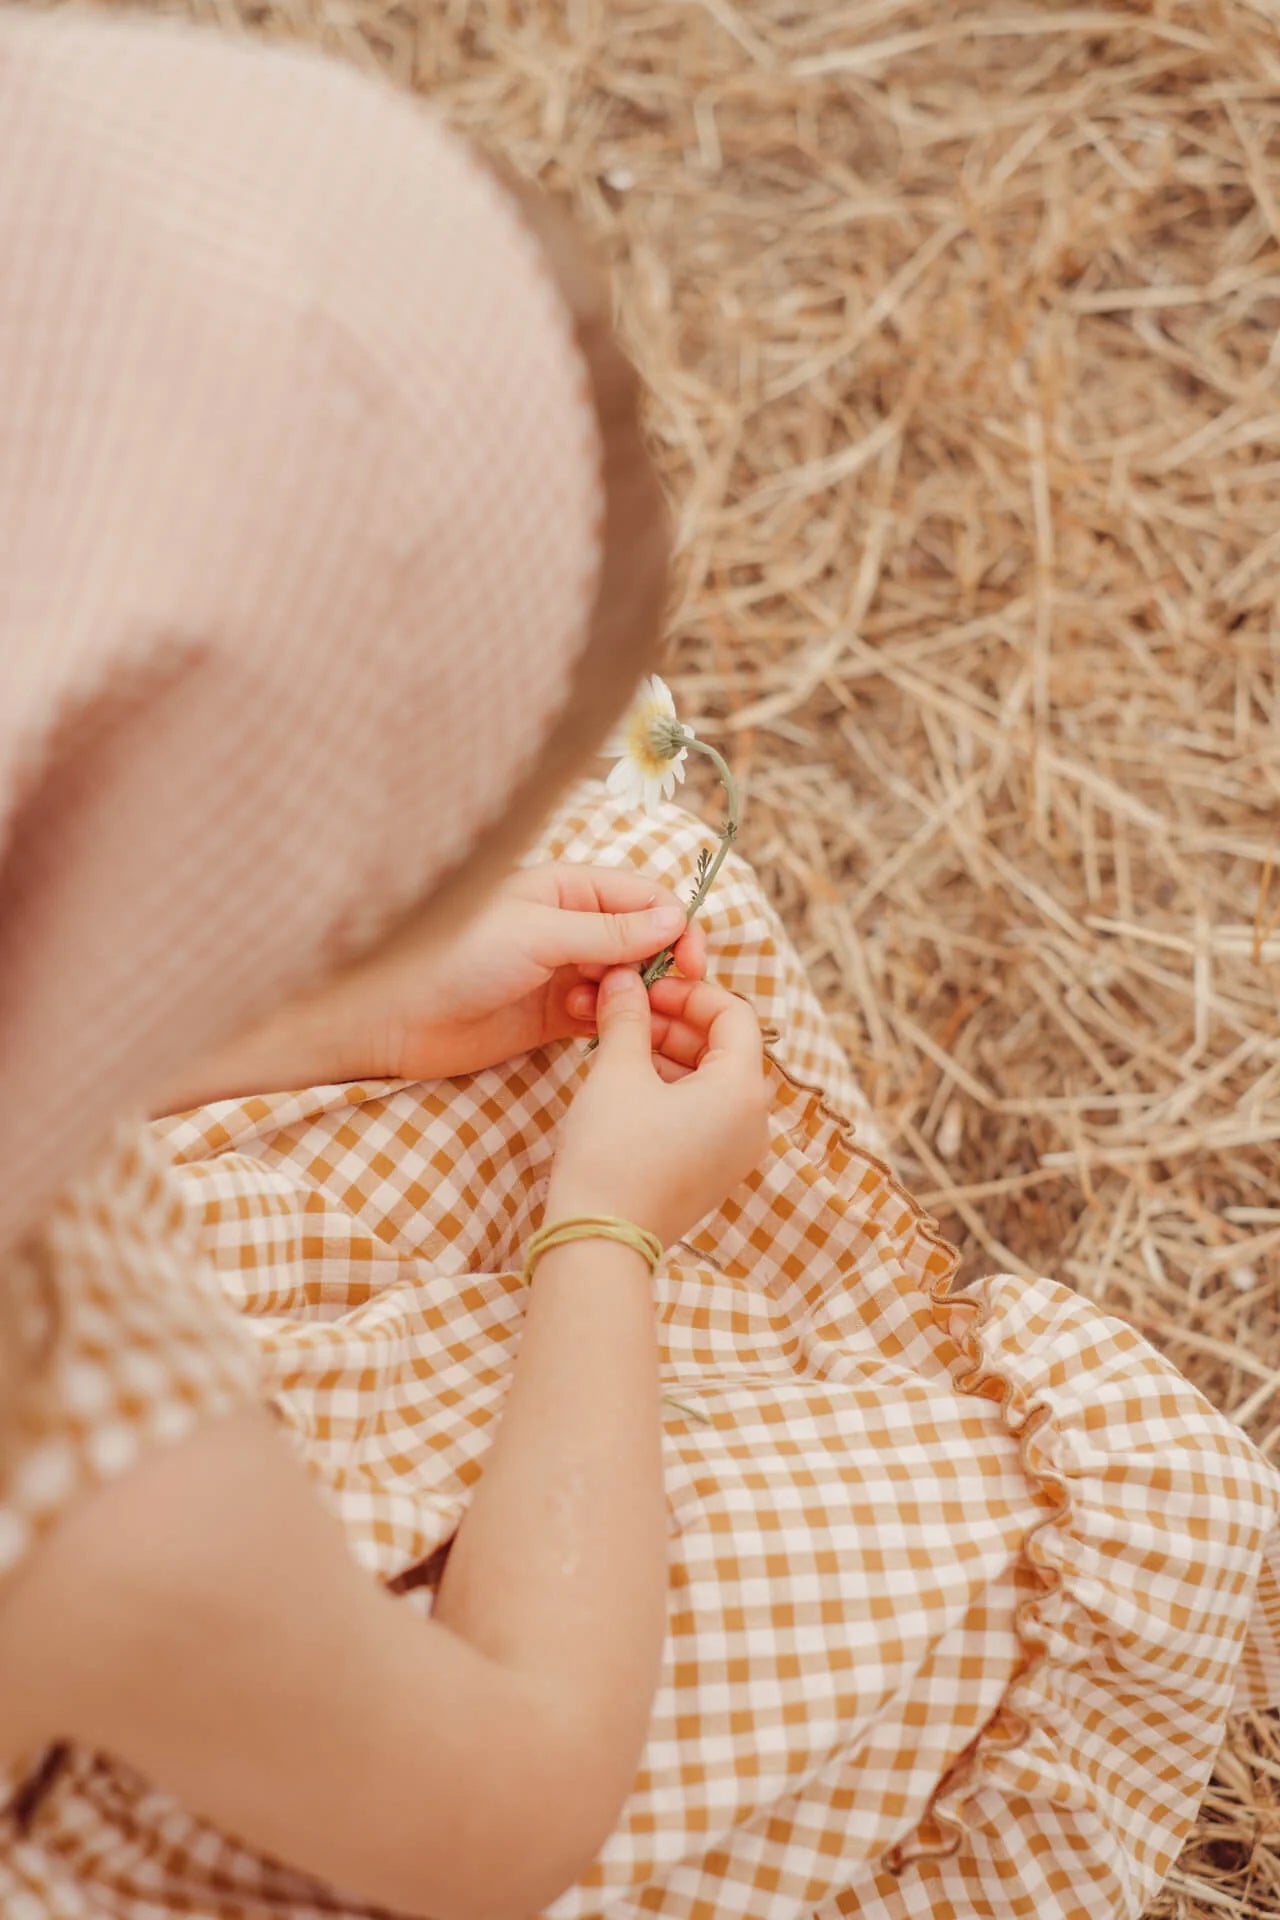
[[533, 1233, 655, 1285], [544, 1179, 655, 1239]]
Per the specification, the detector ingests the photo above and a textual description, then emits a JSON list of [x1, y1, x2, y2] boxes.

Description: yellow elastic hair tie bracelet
[[522, 1215, 664, 1285], [522, 1217, 713, 1425]]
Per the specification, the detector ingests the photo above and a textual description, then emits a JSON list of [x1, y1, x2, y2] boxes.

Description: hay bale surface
[[70, 0, 1280, 1909]]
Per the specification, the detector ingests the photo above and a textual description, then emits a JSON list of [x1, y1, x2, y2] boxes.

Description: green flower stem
[[661, 1394, 713, 1425], [640, 735, 739, 989], [584, 735, 740, 1054]]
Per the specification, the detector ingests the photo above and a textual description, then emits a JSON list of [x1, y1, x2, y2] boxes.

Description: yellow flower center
[[625, 703, 684, 776]]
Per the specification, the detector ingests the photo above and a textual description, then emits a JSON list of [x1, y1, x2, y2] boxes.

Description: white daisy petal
[[602, 674, 690, 814], [649, 674, 676, 716]]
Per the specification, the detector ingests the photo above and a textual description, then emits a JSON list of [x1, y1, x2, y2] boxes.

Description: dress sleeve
[[0, 1119, 260, 1585]]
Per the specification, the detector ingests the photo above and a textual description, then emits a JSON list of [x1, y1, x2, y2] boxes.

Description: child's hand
[[352, 863, 707, 1080], [153, 864, 709, 1111], [546, 969, 770, 1248]]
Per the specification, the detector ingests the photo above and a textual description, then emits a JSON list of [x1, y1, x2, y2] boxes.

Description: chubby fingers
[[515, 861, 669, 914], [524, 864, 706, 976], [671, 919, 709, 983], [531, 864, 705, 984], [574, 918, 706, 986], [527, 898, 689, 972], [563, 982, 699, 1080], [534, 862, 677, 917], [566, 973, 761, 1062], [648, 976, 764, 1076], [646, 997, 707, 1072]]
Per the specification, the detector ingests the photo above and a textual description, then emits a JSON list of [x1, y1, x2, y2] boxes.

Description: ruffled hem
[[758, 1033, 1274, 1877], [883, 1274, 1070, 1872]]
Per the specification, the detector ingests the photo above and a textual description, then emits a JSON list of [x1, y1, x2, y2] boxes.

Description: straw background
[[64, 0, 1280, 1910]]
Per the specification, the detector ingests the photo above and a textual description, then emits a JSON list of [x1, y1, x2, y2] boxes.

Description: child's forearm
[[148, 990, 345, 1115], [433, 1234, 668, 1838]]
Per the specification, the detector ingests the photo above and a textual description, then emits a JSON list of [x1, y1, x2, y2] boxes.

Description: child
[[2, 13, 1277, 1920]]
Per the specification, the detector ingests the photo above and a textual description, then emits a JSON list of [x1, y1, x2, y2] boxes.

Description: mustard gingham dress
[[4, 789, 1280, 1920]]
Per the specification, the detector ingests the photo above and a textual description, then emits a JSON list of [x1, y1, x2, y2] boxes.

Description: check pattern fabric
[[3, 790, 1279, 1920]]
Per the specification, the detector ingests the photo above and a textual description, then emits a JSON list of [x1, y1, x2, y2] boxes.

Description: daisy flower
[[605, 675, 691, 814], [593, 672, 741, 1006]]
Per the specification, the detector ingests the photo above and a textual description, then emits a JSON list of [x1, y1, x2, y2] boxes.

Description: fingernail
[[568, 986, 595, 1018], [651, 905, 685, 936]]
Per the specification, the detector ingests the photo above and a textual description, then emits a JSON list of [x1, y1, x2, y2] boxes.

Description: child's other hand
[[546, 970, 769, 1249]]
